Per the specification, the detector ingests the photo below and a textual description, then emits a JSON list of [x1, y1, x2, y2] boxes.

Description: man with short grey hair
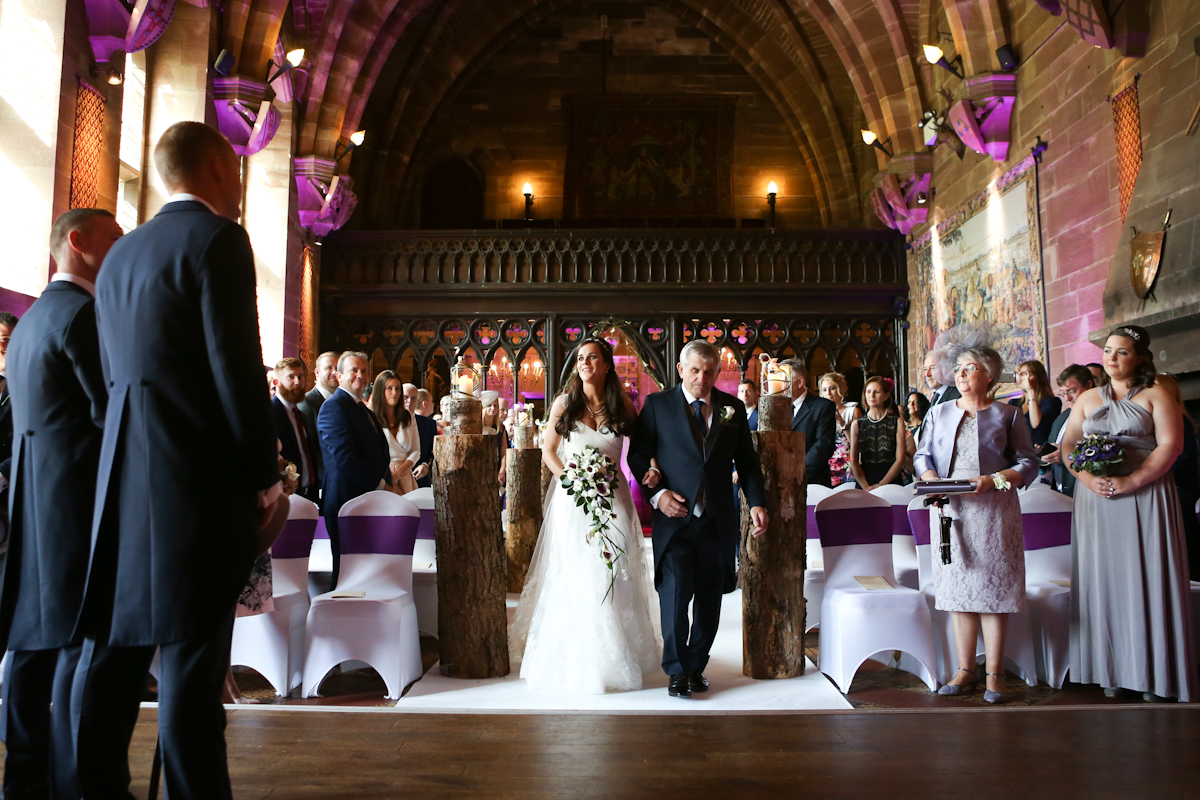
[[317, 351, 390, 586], [630, 340, 767, 698]]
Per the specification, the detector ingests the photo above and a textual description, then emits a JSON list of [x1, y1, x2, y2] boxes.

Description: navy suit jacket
[[747, 407, 759, 431], [83, 201, 279, 646], [414, 413, 437, 488], [1047, 408, 1076, 496], [629, 386, 765, 591], [0, 282, 107, 652], [792, 393, 837, 487], [317, 388, 390, 543], [272, 396, 318, 489]]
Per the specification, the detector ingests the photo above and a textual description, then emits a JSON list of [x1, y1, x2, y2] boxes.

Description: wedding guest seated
[[818, 372, 860, 486], [914, 344, 1038, 704], [271, 357, 321, 505], [1156, 374, 1199, 581], [1043, 365, 1094, 496], [1010, 360, 1062, 448], [317, 351, 391, 587], [370, 370, 419, 496], [849, 376, 907, 490]]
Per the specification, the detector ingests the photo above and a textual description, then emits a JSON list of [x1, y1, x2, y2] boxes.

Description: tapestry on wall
[[909, 154, 1047, 372], [561, 95, 736, 218]]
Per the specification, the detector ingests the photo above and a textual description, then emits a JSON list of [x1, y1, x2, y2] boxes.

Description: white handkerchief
[[854, 576, 892, 590]]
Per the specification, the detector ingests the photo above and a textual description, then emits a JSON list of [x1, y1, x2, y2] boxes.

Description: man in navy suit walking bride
[[630, 340, 768, 698]]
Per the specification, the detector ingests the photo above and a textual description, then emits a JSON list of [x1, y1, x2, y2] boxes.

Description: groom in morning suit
[[73, 122, 285, 800], [0, 209, 121, 799], [630, 340, 768, 698]]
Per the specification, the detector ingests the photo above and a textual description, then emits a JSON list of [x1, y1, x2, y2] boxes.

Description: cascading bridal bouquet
[[559, 444, 626, 603], [1068, 433, 1124, 476]]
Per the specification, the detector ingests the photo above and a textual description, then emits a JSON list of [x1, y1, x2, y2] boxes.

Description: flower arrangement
[[560, 444, 625, 603], [829, 436, 851, 487], [514, 402, 533, 427], [1068, 433, 1124, 476]]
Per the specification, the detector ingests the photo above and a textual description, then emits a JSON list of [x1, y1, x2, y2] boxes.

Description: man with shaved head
[[0, 208, 120, 798], [72, 122, 284, 800]]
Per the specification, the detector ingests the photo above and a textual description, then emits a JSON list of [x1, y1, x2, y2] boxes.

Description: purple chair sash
[[339, 515, 420, 556], [890, 505, 912, 538], [907, 508, 932, 547], [314, 517, 329, 540], [806, 506, 820, 540], [271, 518, 318, 559], [816, 506, 893, 547], [1022, 512, 1072, 551], [417, 508, 435, 540]]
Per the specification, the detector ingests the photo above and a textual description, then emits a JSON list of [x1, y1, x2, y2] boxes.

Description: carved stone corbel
[[212, 77, 280, 157], [869, 153, 933, 235], [947, 73, 1017, 162], [295, 157, 358, 238]]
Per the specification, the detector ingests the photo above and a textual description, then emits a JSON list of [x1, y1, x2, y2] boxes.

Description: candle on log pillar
[[740, 429, 807, 679], [505, 436, 543, 593], [433, 434, 510, 678], [757, 394, 793, 432]]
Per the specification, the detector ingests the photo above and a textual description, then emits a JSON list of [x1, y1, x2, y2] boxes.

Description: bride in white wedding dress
[[509, 338, 662, 693]]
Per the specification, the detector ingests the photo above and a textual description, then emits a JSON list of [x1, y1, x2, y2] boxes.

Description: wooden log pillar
[[505, 433, 543, 593], [434, 434, 510, 678], [740, 429, 807, 679], [757, 394, 793, 432]]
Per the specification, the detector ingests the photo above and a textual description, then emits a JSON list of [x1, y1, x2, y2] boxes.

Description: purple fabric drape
[[907, 508, 932, 546], [1021, 511, 1072, 551], [314, 517, 329, 540], [417, 508, 435, 540], [807, 505, 820, 540], [271, 518, 318, 559], [889, 505, 912, 538], [339, 514, 421, 556], [816, 506, 893, 547]]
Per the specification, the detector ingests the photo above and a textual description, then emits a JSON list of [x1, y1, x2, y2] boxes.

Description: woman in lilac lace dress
[[914, 345, 1039, 703]]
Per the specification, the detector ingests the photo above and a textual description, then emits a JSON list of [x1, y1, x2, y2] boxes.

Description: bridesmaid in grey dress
[[1062, 326, 1196, 702], [914, 344, 1039, 703]]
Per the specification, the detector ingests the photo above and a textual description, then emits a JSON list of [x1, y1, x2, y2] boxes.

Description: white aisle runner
[[399, 589, 851, 714]]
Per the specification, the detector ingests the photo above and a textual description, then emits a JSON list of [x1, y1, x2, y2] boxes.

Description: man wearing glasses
[[1043, 364, 1095, 496]]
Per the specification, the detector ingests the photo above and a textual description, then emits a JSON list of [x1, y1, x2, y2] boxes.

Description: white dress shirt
[[317, 384, 333, 401], [792, 390, 809, 415], [167, 193, 220, 216], [649, 386, 713, 516], [50, 271, 96, 297]]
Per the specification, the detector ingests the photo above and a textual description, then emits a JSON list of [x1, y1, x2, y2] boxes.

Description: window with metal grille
[[1111, 81, 1142, 221], [69, 81, 105, 209]]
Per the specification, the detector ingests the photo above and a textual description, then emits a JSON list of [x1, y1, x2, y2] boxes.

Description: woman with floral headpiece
[[1061, 325, 1195, 702]]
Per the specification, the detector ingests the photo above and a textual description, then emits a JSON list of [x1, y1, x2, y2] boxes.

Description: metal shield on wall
[[1130, 230, 1164, 299]]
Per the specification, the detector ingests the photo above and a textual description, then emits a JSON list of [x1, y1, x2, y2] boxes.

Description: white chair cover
[[302, 491, 424, 700], [817, 489, 937, 693], [904, 495, 1039, 687], [1019, 487, 1074, 689], [870, 483, 919, 590], [230, 494, 319, 696], [404, 486, 438, 637], [804, 484, 834, 632]]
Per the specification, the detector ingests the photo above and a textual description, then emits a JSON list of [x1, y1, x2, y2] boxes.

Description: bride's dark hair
[[556, 337, 634, 438]]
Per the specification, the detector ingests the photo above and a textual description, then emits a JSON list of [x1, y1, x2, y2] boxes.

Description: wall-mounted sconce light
[[767, 181, 777, 228], [267, 48, 305, 84], [523, 183, 534, 221], [333, 129, 365, 163], [861, 129, 893, 157], [91, 56, 124, 86], [1030, 136, 1049, 163], [923, 44, 964, 79]]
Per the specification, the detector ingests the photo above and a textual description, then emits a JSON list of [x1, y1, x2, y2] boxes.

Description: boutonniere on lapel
[[718, 405, 735, 425]]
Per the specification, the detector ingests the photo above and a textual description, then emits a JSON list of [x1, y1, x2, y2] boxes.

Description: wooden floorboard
[[5, 706, 1195, 799]]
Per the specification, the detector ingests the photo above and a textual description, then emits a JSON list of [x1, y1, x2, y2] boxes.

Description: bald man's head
[[153, 122, 242, 220]]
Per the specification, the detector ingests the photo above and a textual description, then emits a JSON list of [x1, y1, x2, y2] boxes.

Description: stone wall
[[906, 0, 1200, 386], [390, 3, 824, 229]]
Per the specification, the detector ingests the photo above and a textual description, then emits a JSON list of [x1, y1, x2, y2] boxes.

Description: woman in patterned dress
[[913, 345, 1039, 703], [818, 372, 860, 487]]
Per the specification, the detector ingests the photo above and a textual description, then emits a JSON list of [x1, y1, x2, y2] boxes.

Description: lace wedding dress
[[509, 423, 662, 693]]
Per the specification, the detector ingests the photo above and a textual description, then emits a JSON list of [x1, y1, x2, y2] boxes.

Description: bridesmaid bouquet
[[1068, 433, 1124, 476], [560, 445, 626, 603]]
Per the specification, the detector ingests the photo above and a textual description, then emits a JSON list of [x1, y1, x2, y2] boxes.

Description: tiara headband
[[1118, 327, 1142, 341]]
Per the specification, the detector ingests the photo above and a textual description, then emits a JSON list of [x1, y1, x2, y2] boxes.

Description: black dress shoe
[[668, 674, 692, 698], [688, 671, 709, 693]]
